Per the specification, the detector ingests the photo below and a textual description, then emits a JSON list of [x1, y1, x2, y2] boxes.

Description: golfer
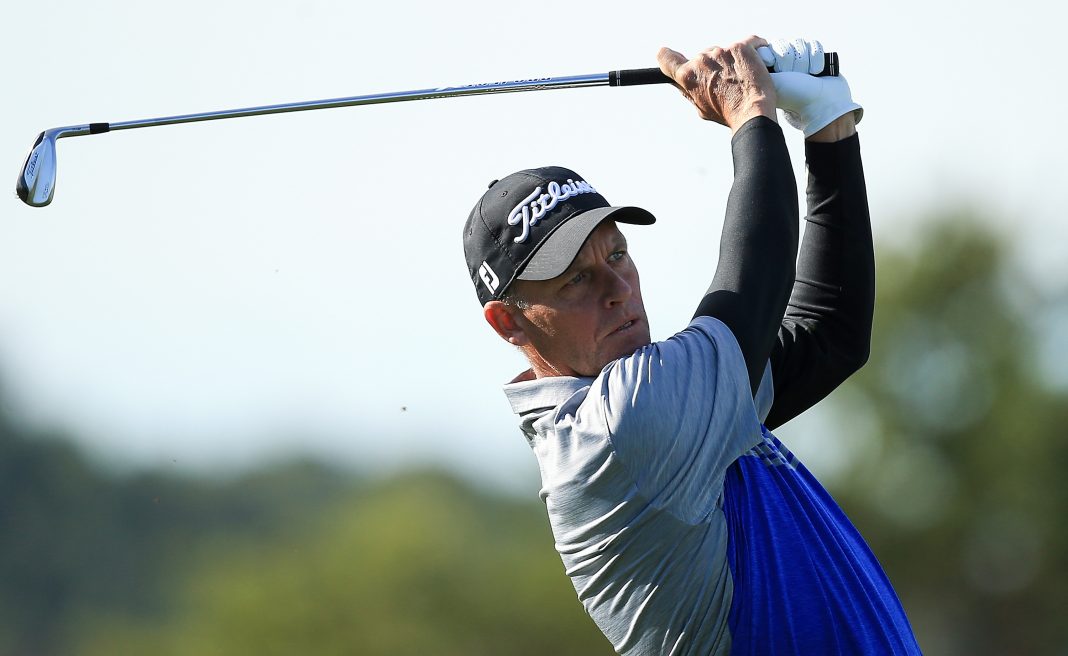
[[463, 36, 921, 655]]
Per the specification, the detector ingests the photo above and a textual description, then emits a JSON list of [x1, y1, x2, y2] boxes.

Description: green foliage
[[75, 471, 611, 656], [819, 215, 1068, 654], [0, 417, 352, 656], [2, 212, 1065, 655]]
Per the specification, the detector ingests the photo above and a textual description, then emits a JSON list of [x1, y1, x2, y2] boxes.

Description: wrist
[[729, 99, 778, 134], [730, 114, 784, 147], [806, 112, 857, 143]]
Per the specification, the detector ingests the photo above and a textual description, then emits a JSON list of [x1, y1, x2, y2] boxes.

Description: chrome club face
[[16, 130, 60, 207], [16, 125, 98, 207]]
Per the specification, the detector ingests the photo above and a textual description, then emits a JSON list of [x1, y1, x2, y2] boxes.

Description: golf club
[[16, 51, 839, 207]]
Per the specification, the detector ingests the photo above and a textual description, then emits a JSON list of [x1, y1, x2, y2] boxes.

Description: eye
[[608, 250, 626, 263], [567, 270, 587, 286]]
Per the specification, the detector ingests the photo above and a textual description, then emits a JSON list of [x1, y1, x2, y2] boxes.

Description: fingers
[[737, 34, 770, 51], [711, 36, 769, 74], [769, 38, 825, 75], [698, 45, 732, 75], [658, 37, 777, 129], [807, 39, 825, 75], [657, 47, 690, 84], [770, 38, 797, 72], [791, 38, 810, 74], [659, 35, 768, 84], [758, 46, 776, 68], [734, 35, 771, 71]]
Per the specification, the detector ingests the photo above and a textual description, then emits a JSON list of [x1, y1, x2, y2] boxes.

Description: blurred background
[[2, 1, 1066, 654]]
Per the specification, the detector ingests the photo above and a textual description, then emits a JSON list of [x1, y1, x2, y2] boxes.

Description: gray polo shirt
[[504, 316, 774, 655]]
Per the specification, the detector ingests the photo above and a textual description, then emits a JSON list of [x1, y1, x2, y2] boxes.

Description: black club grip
[[609, 68, 672, 86], [610, 51, 839, 87]]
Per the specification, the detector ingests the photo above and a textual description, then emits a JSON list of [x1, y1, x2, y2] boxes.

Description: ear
[[484, 301, 531, 347]]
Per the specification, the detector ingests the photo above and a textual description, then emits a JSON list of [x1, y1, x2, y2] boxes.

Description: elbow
[[850, 346, 871, 376], [830, 310, 873, 378], [838, 335, 871, 378]]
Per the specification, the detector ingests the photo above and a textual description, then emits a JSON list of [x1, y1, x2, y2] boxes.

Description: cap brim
[[516, 206, 655, 282]]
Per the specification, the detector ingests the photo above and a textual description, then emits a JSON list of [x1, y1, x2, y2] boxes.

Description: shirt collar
[[503, 371, 595, 417]]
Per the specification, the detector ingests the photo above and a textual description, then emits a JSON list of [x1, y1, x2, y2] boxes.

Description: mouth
[[608, 317, 640, 337]]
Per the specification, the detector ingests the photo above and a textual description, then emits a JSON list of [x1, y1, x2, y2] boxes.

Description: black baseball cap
[[463, 166, 655, 306]]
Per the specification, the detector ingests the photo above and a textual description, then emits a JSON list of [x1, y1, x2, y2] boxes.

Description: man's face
[[507, 221, 651, 378]]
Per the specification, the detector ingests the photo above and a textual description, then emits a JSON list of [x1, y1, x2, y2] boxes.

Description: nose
[[602, 267, 632, 307]]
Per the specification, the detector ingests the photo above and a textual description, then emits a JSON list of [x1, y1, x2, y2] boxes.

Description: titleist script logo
[[26, 150, 40, 178], [478, 261, 500, 293], [508, 180, 597, 244]]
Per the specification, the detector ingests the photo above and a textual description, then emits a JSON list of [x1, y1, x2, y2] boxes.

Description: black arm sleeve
[[693, 117, 799, 394], [764, 133, 874, 430]]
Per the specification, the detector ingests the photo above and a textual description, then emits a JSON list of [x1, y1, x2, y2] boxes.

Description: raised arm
[[764, 113, 874, 429], [658, 37, 799, 394]]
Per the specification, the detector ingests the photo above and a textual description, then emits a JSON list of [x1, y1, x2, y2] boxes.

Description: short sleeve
[[593, 316, 766, 522], [755, 360, 774, 423]]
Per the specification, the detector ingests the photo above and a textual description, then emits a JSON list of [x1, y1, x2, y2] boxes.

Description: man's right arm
[[693, 118, 798, 394], [658, 38, 799, 393]]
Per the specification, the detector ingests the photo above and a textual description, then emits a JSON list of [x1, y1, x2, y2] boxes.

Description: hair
[[499, 289, 530, 310]]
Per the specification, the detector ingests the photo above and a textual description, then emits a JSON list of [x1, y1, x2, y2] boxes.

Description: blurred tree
[[814, 214, 1068, 655], [0, 411, 352, 656], [3, 213, 1066, 655], [76, 470, 613, 656]]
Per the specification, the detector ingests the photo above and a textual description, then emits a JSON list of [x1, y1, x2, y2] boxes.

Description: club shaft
[[17, 55, 841, 207], [106, 73, 612, 132]]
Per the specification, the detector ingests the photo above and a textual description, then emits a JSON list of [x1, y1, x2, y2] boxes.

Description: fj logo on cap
[[478, 261, 500, 293], [507, 179, 597, 244]]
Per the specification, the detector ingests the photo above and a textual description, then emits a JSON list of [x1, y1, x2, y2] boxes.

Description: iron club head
[[15, 125, 97, 207], [17, 130, 59, 207]]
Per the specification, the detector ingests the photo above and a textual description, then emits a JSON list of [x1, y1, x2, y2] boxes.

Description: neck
[[525, 348, 571, 379]]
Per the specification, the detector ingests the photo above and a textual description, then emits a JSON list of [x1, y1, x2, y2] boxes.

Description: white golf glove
[[759, 38, 864, 137]]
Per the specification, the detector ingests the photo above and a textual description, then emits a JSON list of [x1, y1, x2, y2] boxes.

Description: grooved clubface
[[17, 131, 58, 207]]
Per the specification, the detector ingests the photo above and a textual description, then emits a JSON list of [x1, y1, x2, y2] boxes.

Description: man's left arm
[[764, 112, 874, 429]]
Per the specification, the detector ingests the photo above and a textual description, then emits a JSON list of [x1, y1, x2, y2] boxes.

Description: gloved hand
[[759, 38, 863, 137]]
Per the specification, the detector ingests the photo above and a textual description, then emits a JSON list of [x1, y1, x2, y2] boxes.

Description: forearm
[[694, 116, 799, 393], [765, 131, 873, 429]]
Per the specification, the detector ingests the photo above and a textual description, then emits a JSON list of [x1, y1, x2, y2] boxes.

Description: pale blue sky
[[2, 0, 1064, 490]]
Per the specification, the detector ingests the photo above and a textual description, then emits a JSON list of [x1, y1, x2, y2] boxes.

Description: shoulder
[[582, 318, 763, 490], [596, 315, 749, 417]]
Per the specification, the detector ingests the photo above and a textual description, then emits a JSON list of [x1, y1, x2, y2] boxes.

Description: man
[[462, 36, 921, 654]]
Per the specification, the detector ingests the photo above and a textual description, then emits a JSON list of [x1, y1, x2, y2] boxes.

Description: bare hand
[[657, 36, 778, 133]]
